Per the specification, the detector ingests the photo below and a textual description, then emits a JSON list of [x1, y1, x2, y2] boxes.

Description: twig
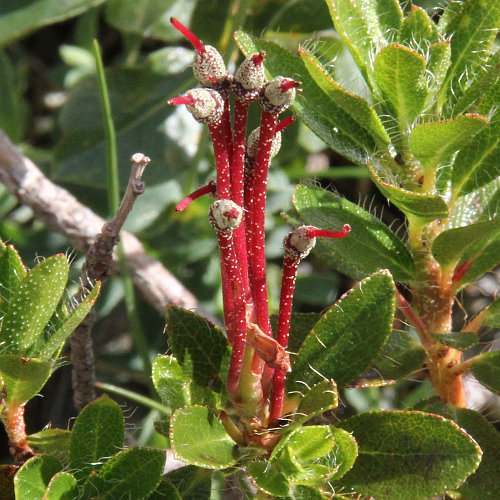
[[0, 129, 207, 317], [71, 154, 150, 411]]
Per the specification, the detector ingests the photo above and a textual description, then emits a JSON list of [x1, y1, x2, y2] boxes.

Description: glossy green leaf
[[0, 0, 107, 47], [152, 355, 191, 411], [38, 281, 100, 362], [368, 163, 448, 221], [234, 32, 371, 164], [282, 485, 328, 499], [0, 355, 51, 406], [288, 270, 395, 390], [324, 0, 403, 85], [27, 429, 72, 463], [454, 51, 500, 116], [293, 184, 415, 281], [374, 44, 428, 126], [248, 460, 291, 497], [86, 448, 165, 499], [399, 6, 439, 45], [431, 332, 479, 351], [54, 68, 191, 189], [105, 0, 196, 42], [68, 395, 125, 483], [477, 297, 500, 328], [426, 41, 452, 102], [166, 306, 230, 390], [163, 465, 212, 500], [452, 118, 500, 195], [170, 405, 238, 469], [1, 254, 68, 355], [439, 0, 500, 105], [454, 408, 500, 500], [299, 48, 390, 149], [375, 331, 426, 379], [470, 351, 500, 395], [432, 217, 500, 270], [44, 472, 78, 500], [14, 455, 62, 500], [0, 244, 27, 318], [410, 114, 489, 171], [337, 411, 482, 500]]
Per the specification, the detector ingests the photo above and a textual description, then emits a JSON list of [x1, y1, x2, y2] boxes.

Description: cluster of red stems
[[169, 18, 350, 426]]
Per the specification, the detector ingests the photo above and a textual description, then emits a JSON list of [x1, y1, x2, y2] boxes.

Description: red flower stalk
[[175, 180, 216, 212], [268, 224, 350, 423], [208, 200, 247, 396]]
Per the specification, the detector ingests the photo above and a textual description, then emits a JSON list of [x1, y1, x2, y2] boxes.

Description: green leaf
[[283, 485, 329, 499], [399, 6, 439, 45], [374, 44, 428, 126], [152, 355, 191, 410], [470, 351, 500, 395], [68, 395, 125, 483], [44, 472, 78, 500], [166, 306, 230, 390], [452, 118, 500, 195], [1, 254, 69, 355], [87, 448, 165, 499], [439, 0, 500, 105], [430, 332, 479, 351], [38, 281, 100, 362], [320, 427, 358, 481], [410, 114, 489, 172], [164, 466, 212, 500], [248, 460, 291, 497], [234, 32, 372, 164], [454, 51, 500, 116], [0, 355, 51, 406], [14, 455, 62, 500], [368, 162, 448, 221], [105, 0, 196, 42], [426, 41, 452, 102], [286, 426, 335, 462], [432, 217, 500, 270], [27, 429, 72, 463], [375, 331, 426, 379], [454, 408, 500, 500], [324, 0, 403, 85], [54, 67, 191, 189], [149, 479, 182, 500], [477, 297, 500, 328], [299, 48, 390, 149], [290, 380, 338, 430], [292, 184, 415, 281], [170, 405, 238, 469], [337, 411, 482, 500], [0, 0, 108, 47], [287, 271, 395, 390], [0, 244, 26, 321]]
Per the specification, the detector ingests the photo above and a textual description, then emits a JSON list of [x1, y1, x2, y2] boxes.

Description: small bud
[[170, 17, 227, 87], [233, 52, 267, 102], [246, 127, 282, 159], [261, 76, 301, 113], [168, 88, 225, 124], [208, 200, 243, 232], [285, 224, 350, 260]]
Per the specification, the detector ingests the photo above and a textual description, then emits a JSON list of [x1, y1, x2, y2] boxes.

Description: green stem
[[93, 39, 153, 388], [95, 382, 170, 415]]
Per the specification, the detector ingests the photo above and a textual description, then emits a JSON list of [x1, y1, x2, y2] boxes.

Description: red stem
[[208, 122, 231, 200], [170, 17, 205, 53], [305, 226, 351, 239], [269, 256, 299, 423], [1, 404, 35, 464], [221, 95, 233, 159], [276, 115, 296, 134], [175, 181, 216, 212]]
